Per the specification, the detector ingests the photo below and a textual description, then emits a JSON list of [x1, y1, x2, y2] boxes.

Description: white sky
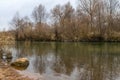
[[0, 0, 76, 31]]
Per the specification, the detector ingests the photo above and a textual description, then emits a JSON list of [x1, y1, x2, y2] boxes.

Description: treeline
[[11, 0, 120, 42]]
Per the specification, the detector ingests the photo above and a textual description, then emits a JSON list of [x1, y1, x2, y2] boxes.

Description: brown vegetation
[[11, 0, 120, 42], [0, 63, 31, 80], [0, 32, 15, 45]]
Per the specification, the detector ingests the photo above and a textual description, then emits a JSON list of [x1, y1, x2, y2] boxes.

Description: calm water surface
[[9, 42, 120, 80]]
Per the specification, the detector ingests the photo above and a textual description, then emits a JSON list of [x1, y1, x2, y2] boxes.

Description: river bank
[[0, 62, 44, 80], [0, 62, 31, 80]]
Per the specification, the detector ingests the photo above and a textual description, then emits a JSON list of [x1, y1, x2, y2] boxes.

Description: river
[[8, 42, 120, 80]]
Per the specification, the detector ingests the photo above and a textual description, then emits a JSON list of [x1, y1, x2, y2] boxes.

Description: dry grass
[[0, 32, 15, 45], [0, 62, 32, 80]]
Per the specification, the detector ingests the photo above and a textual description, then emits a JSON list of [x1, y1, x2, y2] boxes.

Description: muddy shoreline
[[0, 62, 41, 80]]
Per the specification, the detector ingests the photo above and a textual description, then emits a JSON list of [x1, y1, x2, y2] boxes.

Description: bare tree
[[78, 0, 99, 33], [32, 4, 47, 24], [51, 4, 63, 41], [105, 0, 120, 36], [11, 13, 24, 40], [51, 2, 76, 41], [10, 1, 120, 41]]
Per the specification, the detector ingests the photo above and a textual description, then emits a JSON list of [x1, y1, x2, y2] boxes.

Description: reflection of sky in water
[[26, 53, 81, 80], [8, 42, 120, 80]]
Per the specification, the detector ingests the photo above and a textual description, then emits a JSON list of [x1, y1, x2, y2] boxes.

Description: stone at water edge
[[0, 48, 12, 60], [11, 58, 29, 68], [5, 51, 13, 59]]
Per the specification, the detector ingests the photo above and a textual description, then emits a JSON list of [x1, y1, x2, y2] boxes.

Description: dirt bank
[[0, 62, 34, 80]]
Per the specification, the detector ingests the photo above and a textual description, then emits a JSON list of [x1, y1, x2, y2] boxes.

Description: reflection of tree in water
[[13, 42, 120, 80]]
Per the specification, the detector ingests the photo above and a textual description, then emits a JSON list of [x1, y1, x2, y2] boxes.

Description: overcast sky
[[0, 0, 76, 31]]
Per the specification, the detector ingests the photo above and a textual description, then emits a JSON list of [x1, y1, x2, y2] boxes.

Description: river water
[[8, 42, 120, 80]]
